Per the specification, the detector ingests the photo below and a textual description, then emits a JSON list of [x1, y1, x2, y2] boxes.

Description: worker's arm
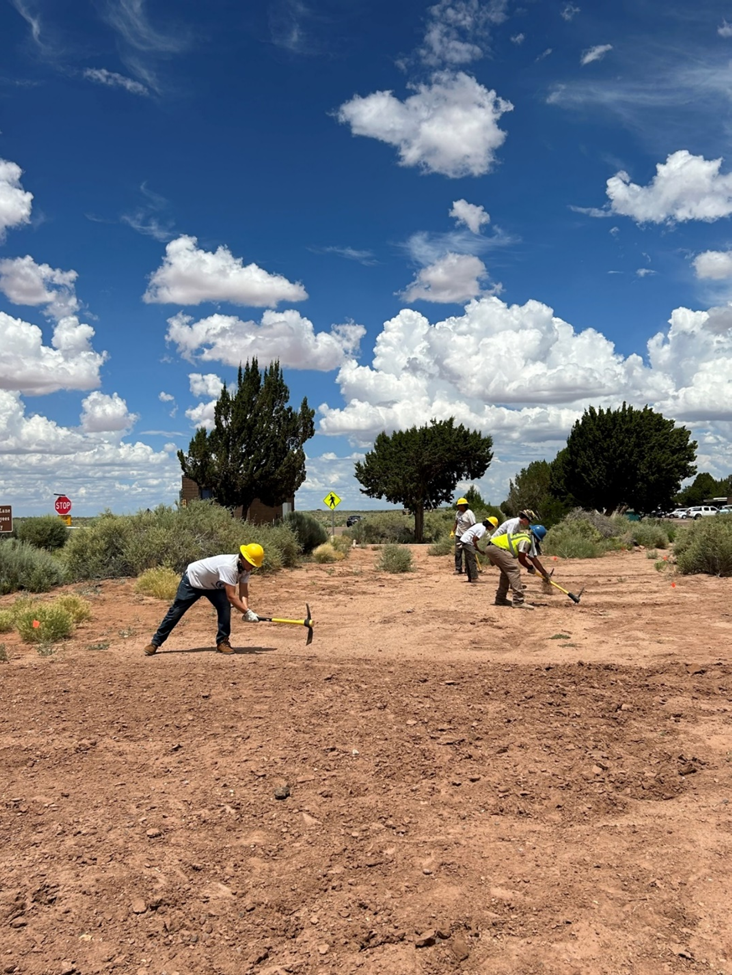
[[520, 553, 550, 580], [225, 581, 250, 615]]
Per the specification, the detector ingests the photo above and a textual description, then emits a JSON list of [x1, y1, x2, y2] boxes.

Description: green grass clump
[[0, 644, 7, 663], [0, 610, 14, 633], [674, 517, 732, 576], [312, 543, 342, 563], [0, 539, 68, 594], [135, 566, 180, 600], [15, 515, 69, 551], [378, 544, 413, 573], [53, 594, 93, 623], [646, 549, 658, 559], [15, 604, 75, 644], [330, 534, 352, 557], [283, 511, 328, 554]]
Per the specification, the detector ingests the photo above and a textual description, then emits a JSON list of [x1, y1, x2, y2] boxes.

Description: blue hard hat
[[531, 525, 547, 540]]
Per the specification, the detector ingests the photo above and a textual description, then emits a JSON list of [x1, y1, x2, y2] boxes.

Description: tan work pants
[[485, 545, 524, 604]]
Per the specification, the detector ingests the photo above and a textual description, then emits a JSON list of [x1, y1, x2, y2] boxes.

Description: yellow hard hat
[[487, 516, 499, 528], [240, 543, 264, 568], [456, 497, 468, 506]]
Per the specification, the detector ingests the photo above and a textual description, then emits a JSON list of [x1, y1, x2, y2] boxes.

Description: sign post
[[0, 505, 12, 534], [322, 491, 342, 538]]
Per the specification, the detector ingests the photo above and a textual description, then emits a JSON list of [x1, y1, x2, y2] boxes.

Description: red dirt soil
[[1, 545, 731, 975]]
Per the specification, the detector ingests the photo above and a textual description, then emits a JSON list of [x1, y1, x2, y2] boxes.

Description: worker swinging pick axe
[[244, 604, 315, 645], [484, 525, 552, 610]]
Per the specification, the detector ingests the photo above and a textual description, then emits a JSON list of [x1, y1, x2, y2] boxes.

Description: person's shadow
[[160, 645, 277, 655]]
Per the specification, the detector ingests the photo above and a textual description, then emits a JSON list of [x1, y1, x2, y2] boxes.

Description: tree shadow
[[159, 645, 277, 655]]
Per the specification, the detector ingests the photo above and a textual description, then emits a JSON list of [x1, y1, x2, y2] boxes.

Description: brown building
[[180, 476, 294, 524]]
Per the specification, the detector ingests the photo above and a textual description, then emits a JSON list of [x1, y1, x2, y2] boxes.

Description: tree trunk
[[414, 504, 425, 543]]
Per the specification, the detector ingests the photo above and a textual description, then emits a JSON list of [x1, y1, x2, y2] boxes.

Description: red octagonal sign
[[54, 495, 72, 515]]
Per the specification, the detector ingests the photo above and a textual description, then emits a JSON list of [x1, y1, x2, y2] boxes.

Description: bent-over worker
[[143, 544, 264, 656], [459, 517, 499, 583], [486, 525, 549, 609], [490, 508, 537, 539]]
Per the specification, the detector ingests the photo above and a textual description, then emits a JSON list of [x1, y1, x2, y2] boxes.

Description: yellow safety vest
[[490, 531, 533, 558]]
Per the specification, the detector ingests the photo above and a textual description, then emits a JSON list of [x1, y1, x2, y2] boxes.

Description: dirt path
[[1, 546, 731, 974]]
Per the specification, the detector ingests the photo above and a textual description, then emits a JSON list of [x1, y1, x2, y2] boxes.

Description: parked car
[[346, 515, 362, 527], [716, 505, 732, 515], [682, 505, 719, 519], [668, 508, 689, 519]]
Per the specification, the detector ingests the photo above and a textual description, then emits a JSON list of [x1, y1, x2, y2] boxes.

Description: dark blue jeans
[[151, 572, 231, 648]]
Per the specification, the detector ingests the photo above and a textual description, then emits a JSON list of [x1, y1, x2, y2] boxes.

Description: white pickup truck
[[682, 505, 719, 519]]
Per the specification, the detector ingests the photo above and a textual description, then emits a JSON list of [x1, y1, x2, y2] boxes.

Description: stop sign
[[54, 495, 72, 515]]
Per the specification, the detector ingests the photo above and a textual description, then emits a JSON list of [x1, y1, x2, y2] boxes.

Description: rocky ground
[[1, 544, 731, 975]]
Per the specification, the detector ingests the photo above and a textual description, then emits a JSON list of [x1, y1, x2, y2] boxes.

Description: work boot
[[512, 602, 535, 610], [494, 598, 511, 606], [217, 639, 234, 654], [143, 642, 158, 656]]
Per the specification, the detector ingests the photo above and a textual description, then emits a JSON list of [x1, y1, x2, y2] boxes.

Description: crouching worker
[[143, 544, 264, 656], [459, 517, 499, 583], [486, 526, 549, 609]]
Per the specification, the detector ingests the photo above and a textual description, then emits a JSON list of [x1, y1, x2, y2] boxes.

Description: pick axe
[[545, 578, 584, 604], [246, 603, 314, 645]]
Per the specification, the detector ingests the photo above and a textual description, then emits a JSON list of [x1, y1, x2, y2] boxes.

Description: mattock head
[[305, 603, 314, 645]]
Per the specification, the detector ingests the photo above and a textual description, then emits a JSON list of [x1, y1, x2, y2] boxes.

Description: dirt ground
[[1, 544, 731, 975]]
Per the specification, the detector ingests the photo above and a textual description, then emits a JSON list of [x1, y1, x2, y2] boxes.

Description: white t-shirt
[[186, 554, 251, 590], [490, 516, 522, 538], [459, 522, 489, 548], [454, 508, 476, 537]]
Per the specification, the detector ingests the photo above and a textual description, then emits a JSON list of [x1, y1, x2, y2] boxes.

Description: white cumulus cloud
[[400, 253, 489, 303], [449, 198, 490, 233], [693, 250, 732, 280], [0, 158, 33, 240], [166, 309, 365, 371], [189, 372, 224, 398], [80, 391, 138, 434], [144, 235, 308, 307], [581, 44, 613, 65], [607, 150, 732, 224], [337, 71, 513, 178], [0, 255, 80, 319], [0, 310, 107, 395]]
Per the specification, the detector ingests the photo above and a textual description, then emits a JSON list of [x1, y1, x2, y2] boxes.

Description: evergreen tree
[[502, 458, 571, 527], [560, 403, 696, 514], [355, 419, 493, 542], [178, 360, 315, 516]]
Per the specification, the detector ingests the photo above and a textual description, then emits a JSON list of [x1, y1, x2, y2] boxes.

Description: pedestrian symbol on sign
[[322, 491, 342, 509]]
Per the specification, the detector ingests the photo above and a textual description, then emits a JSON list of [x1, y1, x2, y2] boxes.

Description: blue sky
[[2, 0, 732, 516]]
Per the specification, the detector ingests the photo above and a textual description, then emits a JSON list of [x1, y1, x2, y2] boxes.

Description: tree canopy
[[676, 471, 732, 507], [502, 458, 571, 527], [355, 419, 493, 542], [559, 403, 696, 515], [178, 359, 315, 516]]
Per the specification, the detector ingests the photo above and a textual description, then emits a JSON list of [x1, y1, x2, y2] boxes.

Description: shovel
[[247, 604, 314, 645]]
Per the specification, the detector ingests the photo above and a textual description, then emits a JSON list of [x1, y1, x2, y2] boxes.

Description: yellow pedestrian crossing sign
[[323, 491, 342, 509]]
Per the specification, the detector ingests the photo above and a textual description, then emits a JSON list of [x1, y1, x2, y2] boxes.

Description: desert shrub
[[284, 511, 328, 554], [312, 543, 341, 563], [15, 604, 74, 644], [350, 512, 414, 545], [0, 539, 68, 594], [0, 610, 13, 633], [62, 502, 301, 581], [15, 515, 69, 551], [378, 544, 413, 573], [0, 644, 7, 662], [330, 534, 352, 557], [674, 517, 732, 576], [135, 566, 180, 600], [646, 549, 658, 559], [626, 519, 670, 549], [422, 509, 455, 543], [428, 534, 454, 556], [53, 595, 93, 623], [566, 508, 619, 539]]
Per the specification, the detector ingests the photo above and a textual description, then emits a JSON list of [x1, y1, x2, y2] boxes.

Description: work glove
[[526, 564, 536, 575], [243, 609, 259, 622], [450, 531, 455, 538]]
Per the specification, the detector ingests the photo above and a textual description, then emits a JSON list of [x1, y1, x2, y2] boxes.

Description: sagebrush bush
[[312, 543, 342, 563], [625, 519, 670, 549], [0, 610, 14, 633], [53, 594, 92, 623], [565, 508, 619, 539], [330, 534, 352, 557], [283, 511, 328, 553], [62, 502, 301, 581], [0, 539, 68, 594], [378, 544, 413, 573], [15, 515, 69, 551], [350, 512, 414, 545], [428, 534, 453, 556], [674, 517, 732, 576], [15, 604, 75, 644], [135, 566, 180, 600]]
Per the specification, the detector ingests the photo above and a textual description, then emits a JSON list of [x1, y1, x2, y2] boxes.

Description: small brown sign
[[0, 505, 12, 533]]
